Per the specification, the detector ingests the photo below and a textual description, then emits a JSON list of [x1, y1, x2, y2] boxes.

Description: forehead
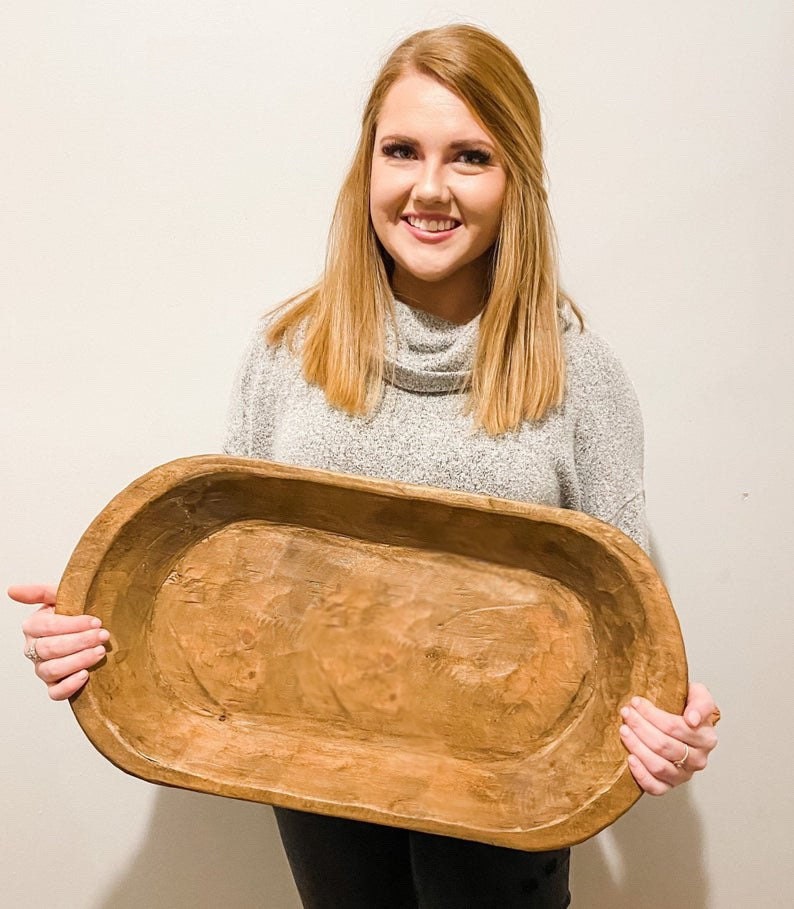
[[376, 72, 493, 142]]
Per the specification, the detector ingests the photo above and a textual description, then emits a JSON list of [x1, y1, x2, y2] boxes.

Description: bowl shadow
[[97, 787, 300, 909]]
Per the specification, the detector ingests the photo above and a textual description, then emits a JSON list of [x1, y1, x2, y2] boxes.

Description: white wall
[[2, 2, 791, 906]]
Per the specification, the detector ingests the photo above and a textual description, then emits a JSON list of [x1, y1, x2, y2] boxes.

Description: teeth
[[407, 216, 457, 232]]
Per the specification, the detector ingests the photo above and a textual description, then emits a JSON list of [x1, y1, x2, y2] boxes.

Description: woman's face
[[369, 72, 507, 300]]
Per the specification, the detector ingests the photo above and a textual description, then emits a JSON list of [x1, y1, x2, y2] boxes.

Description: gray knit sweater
[[223, 300, 648, 551]]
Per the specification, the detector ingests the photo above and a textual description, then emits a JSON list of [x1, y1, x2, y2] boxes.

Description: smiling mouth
[[402, 215, 461, 233]]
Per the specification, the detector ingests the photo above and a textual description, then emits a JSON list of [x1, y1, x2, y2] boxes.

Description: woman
[[10, 24, 718, 908]]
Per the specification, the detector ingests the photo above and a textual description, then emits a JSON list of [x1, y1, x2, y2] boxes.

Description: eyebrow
[[378, 133, 496, 151]]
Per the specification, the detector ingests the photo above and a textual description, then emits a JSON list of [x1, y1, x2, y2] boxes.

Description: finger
[[626, 754, 672, 797], [684, 682, 716, 728], [22, 609, 102, 639], [35, 646, 107, 685], [625, 700, 717, 760], [30, 627, 110, 662], [621, 703, 704, 762], [620, 722, 694, 788], [46, 670, 90, 702], [624, 707, 715, 771], [7, 584, 58, 606], [627, 696, 702, 742]]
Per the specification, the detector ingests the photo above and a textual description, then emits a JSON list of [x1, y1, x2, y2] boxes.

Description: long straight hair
[[266, 24, 583, 434]]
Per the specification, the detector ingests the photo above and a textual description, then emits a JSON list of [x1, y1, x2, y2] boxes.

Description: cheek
[[480, 181, 507, 236], [373, 164, 418, 219], [455, 175, 506, 228], [369, 173, 396, 250], [368, 167, 380, 220], [370, 166, 399, 215]]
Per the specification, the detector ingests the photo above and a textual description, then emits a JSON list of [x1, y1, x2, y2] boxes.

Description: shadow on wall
[[572, 785, 708, 908], [97, 788, 301, 909], [98, 782, 706, 909]]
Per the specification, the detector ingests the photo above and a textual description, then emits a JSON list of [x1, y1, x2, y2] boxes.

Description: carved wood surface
[[57, 456, 688, 850]]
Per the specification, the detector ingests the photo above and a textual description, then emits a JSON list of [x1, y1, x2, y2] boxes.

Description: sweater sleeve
[[569, 331, 649, 553], [222, 315, 277, 459]]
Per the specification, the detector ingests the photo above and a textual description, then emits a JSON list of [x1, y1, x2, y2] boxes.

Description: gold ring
[[24, 639, 43, 663], [673, 742, 689, 770]]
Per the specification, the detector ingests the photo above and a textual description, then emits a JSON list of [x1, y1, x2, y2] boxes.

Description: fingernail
[[90, 617, 101, 628], [620, 725, 630, 737], [631, 696, 642, 708], [687, 710, 701, 726], [98, 629, 110, 642], [78, 670, 89, 680], [628, 755, 639, 769], [620, 707, 630, 720], [94, 645, 106, 655]]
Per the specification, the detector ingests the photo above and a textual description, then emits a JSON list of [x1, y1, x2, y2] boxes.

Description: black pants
[[274, 808, 571, 909]]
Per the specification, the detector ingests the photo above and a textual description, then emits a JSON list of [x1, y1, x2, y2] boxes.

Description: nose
[[413, 158, 451, 205]]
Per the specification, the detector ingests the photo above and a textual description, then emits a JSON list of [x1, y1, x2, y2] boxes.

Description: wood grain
[[57, 456, 688, 850]]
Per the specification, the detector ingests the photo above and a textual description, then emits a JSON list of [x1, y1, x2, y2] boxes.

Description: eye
[[456, 148, 493, 166], [382, 142, 415, 160]]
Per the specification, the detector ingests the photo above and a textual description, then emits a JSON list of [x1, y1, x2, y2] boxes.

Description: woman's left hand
[[619, 682, 719, 796]]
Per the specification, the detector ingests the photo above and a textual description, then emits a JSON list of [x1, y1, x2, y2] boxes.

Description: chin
[[391, 255, 469, 285], [399, 267, 453, 284]]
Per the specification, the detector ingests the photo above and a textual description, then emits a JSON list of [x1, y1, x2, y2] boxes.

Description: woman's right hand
[[8, 584, 109, 700]]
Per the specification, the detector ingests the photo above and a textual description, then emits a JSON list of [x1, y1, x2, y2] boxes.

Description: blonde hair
[[266, 23, 583, 434]]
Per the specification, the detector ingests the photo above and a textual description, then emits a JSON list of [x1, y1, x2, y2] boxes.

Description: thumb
[[685, 708, 702, 727], [7, 585, 58, 606]]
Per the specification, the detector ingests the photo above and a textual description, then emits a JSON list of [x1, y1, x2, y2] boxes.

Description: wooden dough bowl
[[58, 456, 687, 850]]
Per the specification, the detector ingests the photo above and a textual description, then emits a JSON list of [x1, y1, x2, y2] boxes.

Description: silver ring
[[672, 743, 690, 770], [24, 639, 43, 663]]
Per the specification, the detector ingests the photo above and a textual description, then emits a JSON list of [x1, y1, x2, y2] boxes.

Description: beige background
[[2, 2, 791, 906]]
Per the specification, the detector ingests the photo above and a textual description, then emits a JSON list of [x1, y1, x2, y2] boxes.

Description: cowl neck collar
[[383, 299, 481, 393]]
